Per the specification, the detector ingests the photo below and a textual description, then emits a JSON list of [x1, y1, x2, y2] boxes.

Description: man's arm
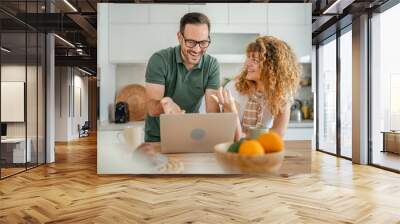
[[145, 53, 183, 116], [145, 83, 165, 116], [145, 83, 184, 116]]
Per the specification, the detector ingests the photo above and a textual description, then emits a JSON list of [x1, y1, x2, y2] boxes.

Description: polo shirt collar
[[175, 45, 204, 70]]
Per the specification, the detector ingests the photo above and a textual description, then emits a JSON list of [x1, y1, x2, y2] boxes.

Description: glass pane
[[371, 3, 400, 171], [318, 37, 337, 154], [27, 31, 38, 169], [340, 30, 352, 158], [1, 30, 27, 177]]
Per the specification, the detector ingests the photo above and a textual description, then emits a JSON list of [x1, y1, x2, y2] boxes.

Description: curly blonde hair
[[235, 36, 300, 116]]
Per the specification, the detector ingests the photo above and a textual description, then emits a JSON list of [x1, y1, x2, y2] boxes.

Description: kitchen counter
[[97, 120, 314, 140], [97, 139, 311, 175], [286, 120, 314, 140], [99, 120, 314, 130], [98, 121, 145, 131], [288, 120, 314, 128], [97, 119, 312, 175]]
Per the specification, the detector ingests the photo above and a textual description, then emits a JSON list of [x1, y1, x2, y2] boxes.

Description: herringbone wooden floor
[[1, 135, 400, 224]]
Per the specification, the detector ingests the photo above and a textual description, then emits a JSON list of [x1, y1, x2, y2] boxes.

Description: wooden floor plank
[[0, 135, 400, 223]]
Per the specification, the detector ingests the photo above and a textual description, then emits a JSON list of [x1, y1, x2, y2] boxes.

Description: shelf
[[212, 54, 246, 63]]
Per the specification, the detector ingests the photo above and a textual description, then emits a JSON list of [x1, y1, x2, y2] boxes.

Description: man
[[145, 12, 220, 142]]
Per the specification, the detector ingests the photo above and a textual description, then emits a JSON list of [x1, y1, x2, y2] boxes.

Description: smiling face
[[178, 23, 209, 68], [245, 52, 262, 81], [236, 36, 301, 116]]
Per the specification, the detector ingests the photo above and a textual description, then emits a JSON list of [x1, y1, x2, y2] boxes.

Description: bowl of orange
[[214, 131, 285, 174]]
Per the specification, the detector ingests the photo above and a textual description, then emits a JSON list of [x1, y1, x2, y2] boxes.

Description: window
[[0, 1, 47, 179], [370, 3, 400, 171], [317, 36, 337, 155], [340, 29, 352, 158]]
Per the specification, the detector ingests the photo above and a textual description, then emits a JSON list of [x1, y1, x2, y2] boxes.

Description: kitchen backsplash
[[297, 63, 313, 105], [115, 64, 146, 93]]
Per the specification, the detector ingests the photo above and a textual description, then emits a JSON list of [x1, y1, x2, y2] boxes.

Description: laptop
[[160, 113, 237, 153]]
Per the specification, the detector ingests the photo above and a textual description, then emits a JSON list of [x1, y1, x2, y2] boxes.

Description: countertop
[[98, 141, 311, 175], [98, 121, 145, 131], [98, 119, 314, 131], [288, 120, 314, 128]]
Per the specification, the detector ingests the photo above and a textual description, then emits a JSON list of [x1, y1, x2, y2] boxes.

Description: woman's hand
[[211, 87, 242, 141], [211, 87, 238, 114]]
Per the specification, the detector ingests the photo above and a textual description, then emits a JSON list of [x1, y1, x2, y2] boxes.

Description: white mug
[[117, 126, 144, 150]]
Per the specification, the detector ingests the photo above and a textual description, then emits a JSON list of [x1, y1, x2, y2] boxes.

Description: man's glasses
[[180, 33, 211, 49]]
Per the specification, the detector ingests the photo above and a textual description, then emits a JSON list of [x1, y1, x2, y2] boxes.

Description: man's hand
[[160, 97, 185, 114], [211, 87, 238, 114]]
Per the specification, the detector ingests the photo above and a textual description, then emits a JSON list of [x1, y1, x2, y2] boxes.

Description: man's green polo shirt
[[144, 45, 220, 142]]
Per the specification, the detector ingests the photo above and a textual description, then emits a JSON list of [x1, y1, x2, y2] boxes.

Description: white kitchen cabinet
[[268, 3, 310, 25], [228, 3, 267, 24], [189, 4, 229, 24], [212, 24, 268, 35], [149, 5, 189, 23], [109, 24, 179, 63], [268, 24, 312, 61], [284, 123, 314, 141], [105, 3, 311, 66], [109, 4, 149, 24]]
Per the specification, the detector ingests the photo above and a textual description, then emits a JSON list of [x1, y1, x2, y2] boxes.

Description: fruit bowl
[[214, 142, 284, 174]]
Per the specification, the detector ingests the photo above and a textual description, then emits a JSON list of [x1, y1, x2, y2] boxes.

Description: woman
[[213, 36, 300, 140]]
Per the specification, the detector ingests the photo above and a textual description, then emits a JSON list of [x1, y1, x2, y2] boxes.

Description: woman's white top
[[224, 80, 274, 129]]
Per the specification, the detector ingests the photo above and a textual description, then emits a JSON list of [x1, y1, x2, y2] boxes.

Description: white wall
[[72, 74, 89, 138], [220, 64, 243, 81], [116, 64, 146, 93], [55, 67, 69, 141], [1, 64, 46, 163], [98, 4, 116, 122], [1, 65, 35, 137], [1, 65, 26, 81], [55, 67, 89, 141]]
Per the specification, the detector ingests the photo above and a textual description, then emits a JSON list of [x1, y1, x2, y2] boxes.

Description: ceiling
[[0, 0, 392, 75]]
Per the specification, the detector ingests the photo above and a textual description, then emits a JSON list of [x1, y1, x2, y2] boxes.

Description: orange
[[238, 140, 265, 156], [257, 131, 284, 153]]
